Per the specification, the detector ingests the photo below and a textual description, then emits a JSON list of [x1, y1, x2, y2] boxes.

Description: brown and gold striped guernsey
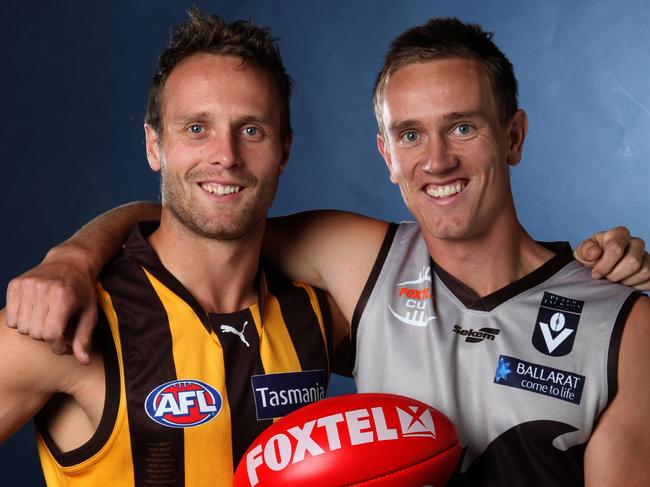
[[35, 221, 333, 487]]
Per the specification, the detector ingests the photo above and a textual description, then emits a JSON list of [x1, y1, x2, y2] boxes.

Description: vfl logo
[[220, 320, 250, 347], [145, 379, 222, 428], [388, 266, 437, 327], [452, 325, 500, 343], [532, 292, 584, 356]]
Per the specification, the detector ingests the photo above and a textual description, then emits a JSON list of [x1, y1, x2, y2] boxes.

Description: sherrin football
[[233, 393, 461, 486]]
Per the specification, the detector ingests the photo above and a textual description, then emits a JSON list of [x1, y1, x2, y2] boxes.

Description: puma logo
[[220, 321, 250, 347]]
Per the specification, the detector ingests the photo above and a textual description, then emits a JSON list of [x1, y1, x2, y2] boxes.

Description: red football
[[233, 393, 461, 486]]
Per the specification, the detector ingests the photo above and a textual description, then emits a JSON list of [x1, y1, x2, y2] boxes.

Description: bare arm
[[5, 201, 650, 364], [5, 201, 161, 363], [584, 296, 650, 486], [265, 210, 389, 322], [0, 309, 82, 442]]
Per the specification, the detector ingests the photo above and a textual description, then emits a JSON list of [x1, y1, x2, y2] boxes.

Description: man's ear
[[377, 133, 399, 184], [506, 109, 528, 166], [279, 132, 293, 175], [144, 124, 162, 172]]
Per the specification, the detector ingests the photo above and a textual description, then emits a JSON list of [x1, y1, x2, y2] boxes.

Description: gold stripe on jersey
[[37, 284, 135, 486], [144, 269, 234, 487], [35, 222, 331, 487], [257, 292, 303, 375]]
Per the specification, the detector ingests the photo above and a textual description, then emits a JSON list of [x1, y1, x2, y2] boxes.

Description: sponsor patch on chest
[[493, 355, 585, 405], [145, 379, 222, 428], [251, 369, 326, 420]]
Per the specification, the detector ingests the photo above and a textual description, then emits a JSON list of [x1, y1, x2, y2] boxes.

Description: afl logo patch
[[145, 379, 222, 428]]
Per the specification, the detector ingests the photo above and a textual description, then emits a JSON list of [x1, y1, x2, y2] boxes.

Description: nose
[[420, 135, 457, 174], [207, 131, 239, 169]]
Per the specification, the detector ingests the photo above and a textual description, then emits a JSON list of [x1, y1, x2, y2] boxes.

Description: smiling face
[[377, 58, 527, 243], [145, 53, 291, 241]]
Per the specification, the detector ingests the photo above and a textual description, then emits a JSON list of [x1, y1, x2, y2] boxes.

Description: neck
[[148, 210, 264, 313], [423, 213, 554, 297]]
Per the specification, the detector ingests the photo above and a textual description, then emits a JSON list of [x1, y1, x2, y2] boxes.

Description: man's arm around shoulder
[[266, 210, 389, 322], [584, 295, 650, 486]]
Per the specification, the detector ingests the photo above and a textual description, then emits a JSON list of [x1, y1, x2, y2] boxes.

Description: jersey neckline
[[431, 241, 575, 312]]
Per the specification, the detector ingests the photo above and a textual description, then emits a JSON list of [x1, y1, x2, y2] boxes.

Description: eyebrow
[[168, 112, 212, 125], [442, 111, 485, 122], [235, 114, 274, 127], [168, 113, 274, 126], [388, 110, 487, 134], [388, 119, 423, 135]]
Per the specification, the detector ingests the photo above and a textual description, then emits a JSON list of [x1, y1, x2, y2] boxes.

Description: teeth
[[426, 182, 465, 199], [201, 183, 241, 196]]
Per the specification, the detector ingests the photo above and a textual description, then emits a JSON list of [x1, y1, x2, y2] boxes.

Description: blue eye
[[400, 131, 420, 144], [243, 126, 259, 136], [452, 124, 474, 136], [189, 124, 204, 134]]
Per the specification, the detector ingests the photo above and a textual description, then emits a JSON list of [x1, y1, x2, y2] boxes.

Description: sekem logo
[[145, 379, 222, 428]]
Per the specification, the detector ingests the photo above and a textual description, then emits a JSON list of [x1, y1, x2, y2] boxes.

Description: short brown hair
[[145, 8, 292, 137], [373, 17, 518, 135]]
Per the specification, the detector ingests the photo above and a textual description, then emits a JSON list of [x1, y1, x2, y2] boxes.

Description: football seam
[[342, 441, 460, 486]]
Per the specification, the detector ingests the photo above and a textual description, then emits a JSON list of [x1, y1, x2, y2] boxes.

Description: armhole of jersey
[[349, 222, 399, 363], [606, 291, 643, 406], [35, 309, 121, 467]]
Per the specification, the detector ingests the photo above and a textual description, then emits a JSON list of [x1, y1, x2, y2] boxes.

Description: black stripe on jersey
[[210, 309, 270, 468], [265, 268, 330, 376], [34, 311, 121, 467], [315, 287, 333, 378], [102, 259, 185, 487], [607, 291, 643, 405], [350, 223, 398, 363], [124, 221, 211, 333]]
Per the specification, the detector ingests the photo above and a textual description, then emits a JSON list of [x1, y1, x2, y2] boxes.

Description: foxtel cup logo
[[245, 404, 436, 485], [389, 266, 437, 327]]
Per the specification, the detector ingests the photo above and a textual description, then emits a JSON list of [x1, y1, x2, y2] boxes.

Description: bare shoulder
[[584, 295, 650, 486], [618, 295, 650, 378], [266, 211, 390, 320], [269, 210, 389, 249]]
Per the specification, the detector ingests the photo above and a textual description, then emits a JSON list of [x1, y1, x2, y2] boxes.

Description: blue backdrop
[[2, 1, 648, 484]]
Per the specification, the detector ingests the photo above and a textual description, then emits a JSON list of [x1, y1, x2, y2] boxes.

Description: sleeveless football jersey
[[351, 222, 641, 486], [36, 222, 332, 487]]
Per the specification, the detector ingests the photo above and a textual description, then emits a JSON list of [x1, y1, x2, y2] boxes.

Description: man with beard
[[6, 15, 650, 487], [0, 10, 340, 486]]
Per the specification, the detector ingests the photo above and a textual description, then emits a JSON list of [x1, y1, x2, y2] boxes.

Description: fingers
[[589, 227, 632, 279], [4, 254, 100, 365], [42, 293, 75, 356], [574, 237, 604, 266], [13, 277, 40, 336], [598, 237, 645, 283], [576, 227, 650, 291], [621, 252, 650, 291], [71, 305, 98, 365], [5, 274, 77, 353], [5, 277, 20, 328]]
